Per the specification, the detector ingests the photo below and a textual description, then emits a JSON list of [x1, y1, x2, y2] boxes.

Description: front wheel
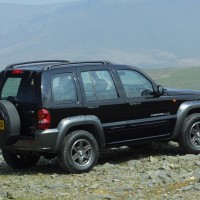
[[58, 130, 99, 173], [178, 113, 200, 154], [2, 149, 40, 169]]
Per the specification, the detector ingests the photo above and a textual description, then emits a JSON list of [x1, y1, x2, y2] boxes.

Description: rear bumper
[[4, 129, 59, 153]]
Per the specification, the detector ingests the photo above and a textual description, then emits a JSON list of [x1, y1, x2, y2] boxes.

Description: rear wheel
[[2, 149, 40, 169], [58, 130, 99, 173], [178, 113, 200, 154]]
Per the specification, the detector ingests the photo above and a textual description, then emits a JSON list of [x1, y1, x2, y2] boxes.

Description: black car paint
[[1, 62, 200, 150]]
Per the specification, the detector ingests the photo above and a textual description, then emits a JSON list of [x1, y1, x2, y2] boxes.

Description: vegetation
[[144, 66, 200, 90]]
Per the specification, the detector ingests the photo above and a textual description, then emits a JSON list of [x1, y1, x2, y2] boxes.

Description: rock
[[0, 191, 5, 200], [45, 182, 65, 190], [180, 185, 194, 191], [102, 163, 115, 169], [193, 169, 200, 179], [50, 173, 58, 178], [94, 194, 115, 200], [194, 183, 200, 190], [195, 161, 200, 166], [149, 156, 158, 162], [1, 146, 200, 199], [127, 160, 138, 167], [159, 164, 171, 171], [89, 183, 100, 189], [180, 154, 198, 161], [6, 192, 14, 199], [117, 185, 134, 192]]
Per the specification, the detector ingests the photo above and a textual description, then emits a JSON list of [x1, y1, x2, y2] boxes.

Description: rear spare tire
[[0, 100, 20, 147]]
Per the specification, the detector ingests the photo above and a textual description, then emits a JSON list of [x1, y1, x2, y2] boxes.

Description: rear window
[[1, 78, 21, 97], [0, 72, 38, 102]]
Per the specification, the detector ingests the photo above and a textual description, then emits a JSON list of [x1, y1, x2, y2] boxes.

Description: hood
[[165, 88, 200, 96]]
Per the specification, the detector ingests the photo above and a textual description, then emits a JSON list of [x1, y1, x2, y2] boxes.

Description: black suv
[[1, 60, 200, 173]]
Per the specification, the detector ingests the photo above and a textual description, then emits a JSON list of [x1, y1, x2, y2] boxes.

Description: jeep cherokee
[[0, 60, 200, 173]]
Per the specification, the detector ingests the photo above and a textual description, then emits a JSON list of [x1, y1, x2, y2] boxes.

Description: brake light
[[12, 69, 23, 74], [38, 109, 51, 130]]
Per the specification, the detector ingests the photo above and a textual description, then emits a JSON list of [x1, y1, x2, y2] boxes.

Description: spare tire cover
[[0, 100, 20, 147]]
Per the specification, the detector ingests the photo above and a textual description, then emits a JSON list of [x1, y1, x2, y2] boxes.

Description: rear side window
[[51, 73, 77, 103], [0, 75, 36, 102]]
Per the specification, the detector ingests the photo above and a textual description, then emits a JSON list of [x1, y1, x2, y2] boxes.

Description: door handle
[[88, 106, 99, 109], [130, 102, 141, 106]]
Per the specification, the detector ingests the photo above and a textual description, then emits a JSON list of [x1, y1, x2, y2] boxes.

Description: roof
[[5, 60, 112, 71]]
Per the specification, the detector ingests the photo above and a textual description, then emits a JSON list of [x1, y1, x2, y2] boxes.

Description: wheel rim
[[190, 122, 200, 148], [71, 139, 92, 167]]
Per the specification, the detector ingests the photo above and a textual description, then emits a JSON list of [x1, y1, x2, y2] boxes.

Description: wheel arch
[[172, 100, 200, 140], [53, 115, 105, 152]]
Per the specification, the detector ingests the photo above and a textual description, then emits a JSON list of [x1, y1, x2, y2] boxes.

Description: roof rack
[[6, 60, 69, 69], [66, 61, 111, 65], [45, 60, 111, 70]]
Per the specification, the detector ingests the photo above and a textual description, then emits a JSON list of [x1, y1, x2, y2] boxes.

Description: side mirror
[[157, 85, 165, 96]]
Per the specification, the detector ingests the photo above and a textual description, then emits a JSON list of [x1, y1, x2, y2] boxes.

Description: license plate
[[0, 120, 5, 130]]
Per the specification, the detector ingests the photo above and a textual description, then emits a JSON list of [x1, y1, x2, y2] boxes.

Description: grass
[[144, 66, 200, 90]]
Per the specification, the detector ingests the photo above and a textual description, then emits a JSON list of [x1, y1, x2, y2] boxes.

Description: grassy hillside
[[144, 66, 200, 90]]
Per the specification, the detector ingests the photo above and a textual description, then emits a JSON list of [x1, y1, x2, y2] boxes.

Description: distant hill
[[144, 66, 200, 90], [0, 0, 200, 69]]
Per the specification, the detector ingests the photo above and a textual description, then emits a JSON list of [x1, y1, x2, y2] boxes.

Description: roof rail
[[45, 60, 111, 70], [6, 60, 69, 69], [67, 61, 111, 65]]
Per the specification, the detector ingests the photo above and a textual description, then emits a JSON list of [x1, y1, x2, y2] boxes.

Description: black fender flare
[[54, 115, 105, 152], [171, 100, 200, 140]]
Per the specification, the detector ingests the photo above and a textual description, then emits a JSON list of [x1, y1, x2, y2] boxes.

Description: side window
[[81, 70, 118, 101], [118, 70, 154, 98], [51, 73, 76, 103]]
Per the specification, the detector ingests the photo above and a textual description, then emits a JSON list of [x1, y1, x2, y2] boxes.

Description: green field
[[144, 66, 200, 90]]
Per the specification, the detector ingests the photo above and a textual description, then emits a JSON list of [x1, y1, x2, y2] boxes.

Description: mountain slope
[[0, 0, 200, 68]]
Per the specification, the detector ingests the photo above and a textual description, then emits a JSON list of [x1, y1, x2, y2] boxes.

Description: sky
[[0, 0, 199, 68], [0, 0, 78, 4]]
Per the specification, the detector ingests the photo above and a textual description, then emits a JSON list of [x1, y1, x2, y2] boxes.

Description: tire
[[2, 149, 40, 169], [178, 113, 200, 154], [58, 130, 99, 174], [0, 100, 20, 147]]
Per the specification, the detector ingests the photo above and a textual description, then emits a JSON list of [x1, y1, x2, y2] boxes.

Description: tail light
[[37, 109, 51, 130]]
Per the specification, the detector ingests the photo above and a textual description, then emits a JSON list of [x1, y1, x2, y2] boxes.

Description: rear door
[[41, 67, 84, 128], [76, 65, 128, 143], [0, 70, 40, 136]]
